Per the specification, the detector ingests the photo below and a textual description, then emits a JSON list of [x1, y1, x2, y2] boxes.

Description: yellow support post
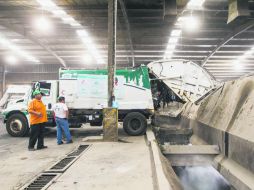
[[103, 108, 118, 142]]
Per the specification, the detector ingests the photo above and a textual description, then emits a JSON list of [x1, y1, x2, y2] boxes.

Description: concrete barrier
[[180, 75, 254, 190], [146, 129, 183, 190]]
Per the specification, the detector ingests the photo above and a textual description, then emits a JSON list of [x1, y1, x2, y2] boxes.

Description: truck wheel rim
[[10, 119, 23, 133], [130, 119, 141, 130]]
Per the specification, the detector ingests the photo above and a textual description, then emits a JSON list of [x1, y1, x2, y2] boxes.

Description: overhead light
[[82, 54, 93, 63], [187, 0, 205, 9], [37, 0, 105, 64], [166, 44, 176, 50], [97, 58, 105, 64], [171, 29, 182, 37], [36, 0, 56, 8], [0, 36, 39, 63], [164, 52, 173, 59], [62, 16, 75, 23], [34, 16, 52, 32], [182, 16, 200, 32], [52, 9, 67, 17], [70, 21, 81, 27], [244, 50, 253, 56], [169, 37, 178, 44], [4, 55, 18, 64], [77, 30, 89, 37], [234, 62, 243, 71]]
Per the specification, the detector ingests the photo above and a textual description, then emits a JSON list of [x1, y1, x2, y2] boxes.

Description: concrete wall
[[180, 75, 254, 189]]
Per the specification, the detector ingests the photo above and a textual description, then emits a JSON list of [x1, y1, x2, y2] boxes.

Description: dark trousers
[[28, 123, 45, 149]]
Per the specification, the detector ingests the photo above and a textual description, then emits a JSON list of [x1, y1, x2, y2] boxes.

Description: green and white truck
[[0, 60, 218, 137], [1, 66, 154, 137]]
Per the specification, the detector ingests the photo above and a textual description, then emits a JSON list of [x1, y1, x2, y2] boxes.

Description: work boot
[[66, 140, 73, 144], [28, 148, 36, 151], [37, 146, 48, 150]]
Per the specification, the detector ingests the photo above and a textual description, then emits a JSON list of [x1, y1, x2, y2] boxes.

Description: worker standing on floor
[[52, 96, 73, 145], [28, 90, 48, 151]]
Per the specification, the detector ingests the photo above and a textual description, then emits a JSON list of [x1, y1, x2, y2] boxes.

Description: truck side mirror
[[48, 103, 52, 109]]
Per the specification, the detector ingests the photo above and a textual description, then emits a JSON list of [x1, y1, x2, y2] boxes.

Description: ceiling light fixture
[[77, 30, 89, 37], [82, 54, 93, 63], [164, 0, 206, 60], [187, 0, 205, 10], [36, 0, 105, 64], [0, 36, 39, 63], [180, 16, 200, 32], [4, 55, 18, 64], [34, 16, 52, 32], [52, 9, 66, 16], [36, 0, 56, 8], [233, 61, 243, 71], [233, 46, 254, 69], [171, 29, 182, 37]]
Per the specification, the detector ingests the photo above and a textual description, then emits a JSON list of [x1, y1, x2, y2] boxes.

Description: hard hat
[[33, 90, 41, 96]]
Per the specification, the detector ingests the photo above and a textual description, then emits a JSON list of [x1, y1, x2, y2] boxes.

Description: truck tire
[[90, 121, 102, 126], [123, 112, 147, 136], [6, 113, 29, 137]]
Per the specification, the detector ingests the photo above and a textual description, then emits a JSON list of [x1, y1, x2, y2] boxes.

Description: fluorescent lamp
[[187, 0, 205, 9], [82, 54, 93, 63], [70, 21, 81, 27], [166, 44, 176, 51], [244, 50, 253, 56], [77, 30, 89, 37], [234, 62, 243, 71], [169, 37, 178, 44], [37, 0, 104, 64], [4, 55, 18, 64], [81, 37, 93, 45], [52, 9, 67, 16], [165, 51, 173, 56], [62, 16, 75, 23], [36, 0, 56, 8], [183, 16, 200, 32], [34, 16, 52, 32], [97, 58, 105, 64], [0, 36, 39, 63], [171, 29, 182, 37]]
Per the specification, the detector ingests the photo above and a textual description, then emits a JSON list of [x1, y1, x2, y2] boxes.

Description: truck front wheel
[[6, 113, 29, 137], [123, 112, 147, 136]]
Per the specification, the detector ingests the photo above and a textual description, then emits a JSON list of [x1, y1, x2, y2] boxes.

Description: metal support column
[[107, 0, 117, 107], [103, 0, 118, 142]]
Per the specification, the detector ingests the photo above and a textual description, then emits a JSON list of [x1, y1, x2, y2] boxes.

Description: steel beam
[[107, 0, 117, 107], [202, 20, 254, 67]]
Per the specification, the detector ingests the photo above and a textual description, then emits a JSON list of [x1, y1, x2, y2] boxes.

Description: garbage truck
[[0, 60, 218, 137]]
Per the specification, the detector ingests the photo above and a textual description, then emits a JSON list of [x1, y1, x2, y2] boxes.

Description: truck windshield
[[32, 82, 51, 97]]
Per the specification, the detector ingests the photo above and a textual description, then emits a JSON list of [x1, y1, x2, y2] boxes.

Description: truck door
[[32, 81, 58, 110]]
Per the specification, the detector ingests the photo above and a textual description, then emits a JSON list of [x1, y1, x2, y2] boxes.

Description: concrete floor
[[0, 121, 156, 190], [0, 120, 102, 190], [48, 136, 154, 190]]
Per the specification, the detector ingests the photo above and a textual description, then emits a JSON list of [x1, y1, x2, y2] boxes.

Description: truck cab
[[1, 81, 57, 137]]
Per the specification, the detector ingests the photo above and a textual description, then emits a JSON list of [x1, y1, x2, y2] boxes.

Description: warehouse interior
[[0, 0, 254, 190], [0, 0, 253, 95]]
